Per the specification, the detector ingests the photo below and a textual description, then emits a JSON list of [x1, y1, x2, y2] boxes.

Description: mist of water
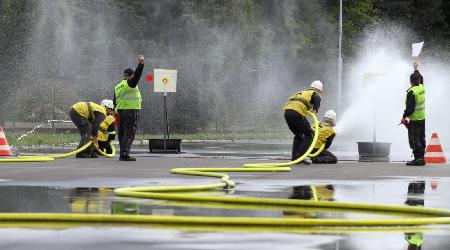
[[22, 1, 450, 150], [19, 0, 339, 133], [336, 27, 450, 154]]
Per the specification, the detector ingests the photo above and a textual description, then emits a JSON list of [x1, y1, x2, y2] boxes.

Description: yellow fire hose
[[41, 141, 95, 159], [0, 157, 54, 162], [309, 143, 325, 158], [1, 111, 450, 232], [1, 141, 115, 162], [93, 142, 116, 158], [243, 111, 324, 168]]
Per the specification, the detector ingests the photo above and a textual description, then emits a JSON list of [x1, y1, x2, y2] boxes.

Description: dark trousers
[[69, 108, 93, 156], [284, 109, 313, 161], [408, 120, 426, 159], [311, 149, 338, 164], [118, 109, 139, 157], [98, 141, 113, 154]]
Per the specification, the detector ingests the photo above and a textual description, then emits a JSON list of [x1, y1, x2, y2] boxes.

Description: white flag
[[412, 42, 424, 57]]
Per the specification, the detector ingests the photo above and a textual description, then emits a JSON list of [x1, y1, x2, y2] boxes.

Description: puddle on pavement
[[1, 179, 450, 249]]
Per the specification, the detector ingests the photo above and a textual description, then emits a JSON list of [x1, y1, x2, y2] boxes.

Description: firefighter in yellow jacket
[[69, 100, 114, 158], [283, 80, 322, 164], [97, 115, 116, 155], [96, 100, 116, 155], [114, 55, 144, 161], [401, 68, 426, 166], [310, 110, 338, 164]]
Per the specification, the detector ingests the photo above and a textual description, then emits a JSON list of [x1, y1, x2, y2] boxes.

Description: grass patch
[[6, 132, 79, 147]]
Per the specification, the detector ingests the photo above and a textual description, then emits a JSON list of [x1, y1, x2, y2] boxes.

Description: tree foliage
[[375, 0, 449, 53]]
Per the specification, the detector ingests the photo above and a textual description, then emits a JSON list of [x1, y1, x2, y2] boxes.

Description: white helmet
[[324, 109, 336, 121], [101, 99, 114, 110], [310, 80, 323, 92]]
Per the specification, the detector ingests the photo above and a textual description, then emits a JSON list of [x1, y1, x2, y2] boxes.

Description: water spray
[[16, 120, 72, 142]]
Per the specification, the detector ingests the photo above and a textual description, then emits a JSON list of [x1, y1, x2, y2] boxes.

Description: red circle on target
[[146, 74, 153, 81]]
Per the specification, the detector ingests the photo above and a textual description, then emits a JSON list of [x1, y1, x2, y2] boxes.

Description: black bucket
[[357, 142, 391, 162], [148, 139, 182, 153]]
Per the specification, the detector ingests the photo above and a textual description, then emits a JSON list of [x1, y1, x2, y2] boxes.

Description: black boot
[[76, 153, 90, 158], [415, 158, 426, 166], [119, 154, 136, 161], [406, 158, 425, 166], [406, 159, 418, 166]]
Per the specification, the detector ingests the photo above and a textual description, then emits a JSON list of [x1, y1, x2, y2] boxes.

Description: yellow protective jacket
[[72, 102, 107, 120], [283, 89, 321, 116], [114, 79, 142, 110], [408, 84, 425, 121], [313, 123, 336, 150], [98, 115, 116, 142], [71, 102, 107, 136]]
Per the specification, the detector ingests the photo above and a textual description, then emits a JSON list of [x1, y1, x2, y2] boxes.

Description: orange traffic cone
[[424, 133, 446, 164], [0, 127, 13, 156], [430, 181, 438, 190]]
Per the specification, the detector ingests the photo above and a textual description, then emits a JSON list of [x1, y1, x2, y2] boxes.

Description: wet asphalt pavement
[[1, 142, 450, 250]]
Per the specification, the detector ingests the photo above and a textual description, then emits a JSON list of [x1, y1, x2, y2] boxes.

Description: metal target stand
[[357, 73, 391, 162], [148, 69, 182, 153]]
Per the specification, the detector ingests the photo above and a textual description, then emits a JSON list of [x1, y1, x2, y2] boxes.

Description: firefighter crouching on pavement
[[114, 55, 144, 161], [401, 69, 426, 166], [69, 100, 114, 158], [310, 110, 337, 164], [283, 80, 322, 164], [95, 99, 116, 156]]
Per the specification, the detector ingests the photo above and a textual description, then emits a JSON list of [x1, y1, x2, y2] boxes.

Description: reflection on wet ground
[[0, 178, 450, 249]]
